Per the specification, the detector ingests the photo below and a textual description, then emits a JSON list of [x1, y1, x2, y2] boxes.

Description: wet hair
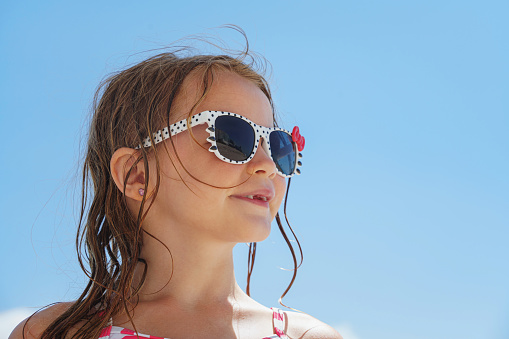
[[33, 35, 302, 339]]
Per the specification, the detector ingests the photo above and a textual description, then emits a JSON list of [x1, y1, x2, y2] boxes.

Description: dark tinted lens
[[215, 116, 255, 161], [269, 131, 296, 175]]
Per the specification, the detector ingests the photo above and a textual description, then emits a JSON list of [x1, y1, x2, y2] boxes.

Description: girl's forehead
[[172, 70, 274, 128]]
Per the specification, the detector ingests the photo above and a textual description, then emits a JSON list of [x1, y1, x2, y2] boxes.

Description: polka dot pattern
[[135, 110, 303, 178]]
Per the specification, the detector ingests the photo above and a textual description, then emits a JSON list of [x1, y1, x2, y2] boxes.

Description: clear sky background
[[1, 1, 508, 339]]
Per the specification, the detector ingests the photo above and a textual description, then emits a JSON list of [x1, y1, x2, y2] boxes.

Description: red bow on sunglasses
[[292, 126, 305, 152]]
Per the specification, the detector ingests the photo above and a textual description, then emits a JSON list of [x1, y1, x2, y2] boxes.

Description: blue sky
[[1, 1, 508, 338]]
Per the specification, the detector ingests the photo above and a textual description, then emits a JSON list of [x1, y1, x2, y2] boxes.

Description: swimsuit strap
[[271, 307, 288, 338], [97, 317, 113, 338]]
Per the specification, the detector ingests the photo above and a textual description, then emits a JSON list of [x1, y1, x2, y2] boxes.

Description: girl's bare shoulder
[[8, 302, 75, 339], [285, 310, 343, 339]]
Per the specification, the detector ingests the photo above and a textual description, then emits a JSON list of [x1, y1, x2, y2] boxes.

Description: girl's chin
[[239, 227, 272, 244]]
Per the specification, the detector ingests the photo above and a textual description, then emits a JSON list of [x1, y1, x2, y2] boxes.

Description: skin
[[10, 70, 341, 339]]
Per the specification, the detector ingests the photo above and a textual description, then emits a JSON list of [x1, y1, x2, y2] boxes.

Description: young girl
[[10, 42, 341, 339]]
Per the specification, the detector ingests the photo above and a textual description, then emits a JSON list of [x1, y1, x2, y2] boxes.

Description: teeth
[[244, 195, 267, 201]]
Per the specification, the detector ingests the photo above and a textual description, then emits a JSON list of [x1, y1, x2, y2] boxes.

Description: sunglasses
[[136, 110, 304, 177]]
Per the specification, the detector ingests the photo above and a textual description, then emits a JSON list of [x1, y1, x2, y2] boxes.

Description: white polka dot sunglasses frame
[[136, 110, 304, 178]]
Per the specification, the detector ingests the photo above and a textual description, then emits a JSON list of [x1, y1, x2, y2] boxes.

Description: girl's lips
[[231, 195, 270, 207]]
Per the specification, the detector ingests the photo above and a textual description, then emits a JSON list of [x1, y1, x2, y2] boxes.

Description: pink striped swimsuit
[[98, 307, 288, 339]]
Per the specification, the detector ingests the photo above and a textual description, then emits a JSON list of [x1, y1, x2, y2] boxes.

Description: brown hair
[[34, 38, 302, 339]]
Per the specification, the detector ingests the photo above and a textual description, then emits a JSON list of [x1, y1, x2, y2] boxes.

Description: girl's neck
[[131, 234, 245, 308]]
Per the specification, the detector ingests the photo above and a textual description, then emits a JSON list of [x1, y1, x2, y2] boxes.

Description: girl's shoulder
[[9, 302, 342, 339], [285, 310, 343, 339], [9, 302, 76, 339]]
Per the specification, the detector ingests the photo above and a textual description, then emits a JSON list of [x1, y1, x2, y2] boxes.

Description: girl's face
[[144, 70, 286, 244]]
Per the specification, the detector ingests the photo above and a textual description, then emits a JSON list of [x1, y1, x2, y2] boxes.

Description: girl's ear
[[110, 147, 146, 202]]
